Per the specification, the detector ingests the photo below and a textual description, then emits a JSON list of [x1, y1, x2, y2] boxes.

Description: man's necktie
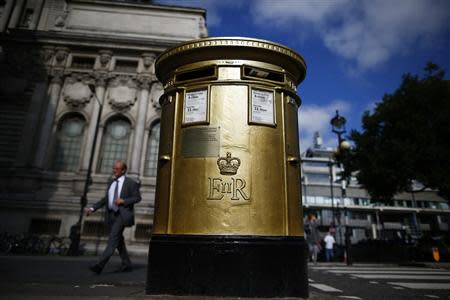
[[112, 180, 119, 212]]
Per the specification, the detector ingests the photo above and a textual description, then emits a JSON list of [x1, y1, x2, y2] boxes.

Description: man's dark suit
[[91, 176, 141, 271]]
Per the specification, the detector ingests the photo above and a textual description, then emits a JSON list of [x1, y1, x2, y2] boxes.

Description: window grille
[[144, 122, 160, 177], [82, 221, 108, 237], [134, 224, 152, 240], [53, 115, 85, 172], [97, 118, 131, 173], [71, 56, 95, 69], [115, 60, 138, 73]]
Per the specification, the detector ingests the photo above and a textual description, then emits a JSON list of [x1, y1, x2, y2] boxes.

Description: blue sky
[[156, 0, 450, 150]]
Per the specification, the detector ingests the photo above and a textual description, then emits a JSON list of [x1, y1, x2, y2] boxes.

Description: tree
[[349, 63, 450, 204]]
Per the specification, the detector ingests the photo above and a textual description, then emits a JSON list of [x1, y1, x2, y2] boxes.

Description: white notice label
[[251, 89, 274, 125], [184, 89, 208, 124]]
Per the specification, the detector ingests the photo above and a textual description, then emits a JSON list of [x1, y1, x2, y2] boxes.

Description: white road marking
[[308, 278, 314, 282], [388, 282, 450, 290], [310, 283, 343, 292], [311, 267, 434, 271], [328, 270, 450, 275], [369, 281, 378, 284], [425, 295, 440, 299], [89, 284, 114, 288], [393, 286, 404, 290], [338, 296, 363, 299], [352, 274, 450, 280]]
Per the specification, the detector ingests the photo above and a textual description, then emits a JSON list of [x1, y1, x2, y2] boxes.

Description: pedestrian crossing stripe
[[352, 274, 450, 280], [327, 270, 450, 275], [388, 282, 450, 290], [310, 266, 450, 292], [311, 267, 443, 271], [309, 283, 343, 292]]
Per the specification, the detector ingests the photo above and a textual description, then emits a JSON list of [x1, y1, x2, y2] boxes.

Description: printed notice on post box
[[251, 89, 274, 125], [184, 89, 208, 124]]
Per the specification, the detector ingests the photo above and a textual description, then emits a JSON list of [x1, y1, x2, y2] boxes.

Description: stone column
[[81, 76, 107, 172], [129, 77, 152, 175], [8, 0, 25, 28], [33, 72, 63, 169], [30, 0, 45, 30], [0, 0, 15, 32], [15, 82, 48, 167]]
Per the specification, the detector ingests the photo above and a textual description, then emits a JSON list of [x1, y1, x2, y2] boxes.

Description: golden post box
[[146, 37, 308, 298]]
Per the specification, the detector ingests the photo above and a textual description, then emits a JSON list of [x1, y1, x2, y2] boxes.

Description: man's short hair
[[115, 160, 127, 171]]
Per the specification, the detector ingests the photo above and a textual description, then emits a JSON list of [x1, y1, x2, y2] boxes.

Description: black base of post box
[[146, 234, 309, 298]]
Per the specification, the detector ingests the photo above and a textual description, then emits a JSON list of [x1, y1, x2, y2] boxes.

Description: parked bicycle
[[0, 232, 70, 256]]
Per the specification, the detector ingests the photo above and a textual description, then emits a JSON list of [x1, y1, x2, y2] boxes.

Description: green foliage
[[350, 63, 450, 203]]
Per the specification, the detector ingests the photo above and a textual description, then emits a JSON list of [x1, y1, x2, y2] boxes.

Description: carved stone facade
[[0, 0, 207, 253]]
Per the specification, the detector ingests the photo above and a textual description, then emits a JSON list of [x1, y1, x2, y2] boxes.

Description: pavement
[[0, 254, 339, 300]]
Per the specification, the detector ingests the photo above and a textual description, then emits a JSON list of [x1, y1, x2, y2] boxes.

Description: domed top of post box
[[155, 37, 307, 86]]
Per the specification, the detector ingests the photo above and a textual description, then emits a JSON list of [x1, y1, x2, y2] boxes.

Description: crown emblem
[[217, 152, 241, 175]]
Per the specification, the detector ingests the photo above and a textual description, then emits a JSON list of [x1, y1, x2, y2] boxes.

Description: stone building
[[0, 0, 207, 252], [301, 132, 450, 245]]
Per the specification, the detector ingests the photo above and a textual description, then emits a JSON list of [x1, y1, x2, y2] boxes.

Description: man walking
[[324, 230, 336, 262], [305, 213, 321, 265], [85, 160, 141, 274]]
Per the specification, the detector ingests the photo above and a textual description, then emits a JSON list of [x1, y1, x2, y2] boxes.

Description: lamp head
[[330, 110, 347, 134], [340, 140, 351, 150]]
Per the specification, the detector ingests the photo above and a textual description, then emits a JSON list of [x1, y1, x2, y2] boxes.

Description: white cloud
[[298, 100, 351, 151], [251, 0, 349, 25], [251, 0, 450, 70]]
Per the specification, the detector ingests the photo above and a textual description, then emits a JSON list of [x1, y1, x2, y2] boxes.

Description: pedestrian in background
[[324, 230, 336, 262], [85, 160, 141, 274], [305, 213, 321, 264]]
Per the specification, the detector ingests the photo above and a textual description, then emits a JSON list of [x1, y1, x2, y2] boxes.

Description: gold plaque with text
[[181, 127, 220, 157]]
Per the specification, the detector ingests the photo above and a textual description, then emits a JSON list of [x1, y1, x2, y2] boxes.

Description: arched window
[[97, 118, 131, 174], [53, 115, 86, 172], [144, 122, 160, 177]]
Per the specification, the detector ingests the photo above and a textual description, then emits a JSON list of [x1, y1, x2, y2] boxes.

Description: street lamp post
[[330, 110, 352, 265], [68, 83, 103, 255], [329, 161, 336, 228]]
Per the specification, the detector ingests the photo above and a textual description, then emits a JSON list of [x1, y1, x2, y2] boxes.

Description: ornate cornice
[[137, 74, 156, 90], [50, 69, 65, 85], [142, 53, 156, 71], [54, 47, 69, 67], [107, 75, 138, 111], [93, 71, 110, 87], [62, 73, 94, 108], [41, 46, 55, 65], [98, 50, 113, 69]]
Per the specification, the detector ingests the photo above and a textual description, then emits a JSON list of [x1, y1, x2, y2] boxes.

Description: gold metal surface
[[153, 37, 306, 236]]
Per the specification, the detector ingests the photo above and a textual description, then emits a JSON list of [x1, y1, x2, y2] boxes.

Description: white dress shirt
[[108, 175, 125, 211]]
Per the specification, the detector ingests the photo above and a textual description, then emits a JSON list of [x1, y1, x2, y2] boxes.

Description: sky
[[155, 0, 450, 151]]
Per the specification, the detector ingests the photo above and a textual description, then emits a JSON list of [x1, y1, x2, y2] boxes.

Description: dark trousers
[[325, 248, 334, 262], [97, 211, 131, 269]]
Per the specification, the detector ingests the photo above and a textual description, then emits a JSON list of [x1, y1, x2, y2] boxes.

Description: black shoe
[[89, 264, 102, 274], [115, 265, 132, 273]]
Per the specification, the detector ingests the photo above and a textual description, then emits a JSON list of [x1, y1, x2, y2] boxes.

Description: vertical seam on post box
[[280, 90, 289, 235], [167, 89, 181, 234]]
